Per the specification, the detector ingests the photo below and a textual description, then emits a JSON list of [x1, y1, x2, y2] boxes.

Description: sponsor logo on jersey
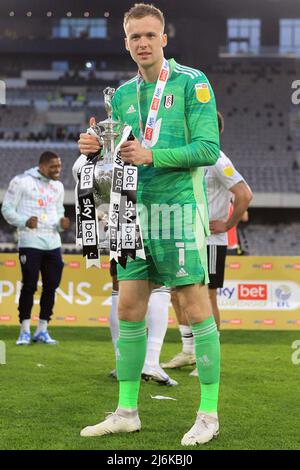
[[164, 94, 174, 109], [195, 83, 211, 103], [126, 104, 136, 114], [176, 267, 189, 278]]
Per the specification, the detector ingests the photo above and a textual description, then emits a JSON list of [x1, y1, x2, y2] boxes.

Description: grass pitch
[[0, 326, 299, 450]]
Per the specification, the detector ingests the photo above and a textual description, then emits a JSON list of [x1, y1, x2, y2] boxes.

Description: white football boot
[[181, 412, 219, 446], [80, 411, 141, 437], [161, 351, 196, 369], [142, 364, 178, 386]]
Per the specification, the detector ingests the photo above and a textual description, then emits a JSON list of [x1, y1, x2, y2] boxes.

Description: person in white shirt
[[162, 111, 253, 370], [1, 151, 70, 345]]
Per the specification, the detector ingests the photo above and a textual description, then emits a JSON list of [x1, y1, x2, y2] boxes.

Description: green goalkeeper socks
[[191, 316, 220, 413], [116, 319, 147, 410]]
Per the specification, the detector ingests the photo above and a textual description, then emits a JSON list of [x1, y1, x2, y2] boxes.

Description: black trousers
[[18, 247, 64, 323]]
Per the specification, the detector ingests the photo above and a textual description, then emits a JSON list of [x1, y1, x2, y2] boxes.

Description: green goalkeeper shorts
[[117, 237, 208, 287]]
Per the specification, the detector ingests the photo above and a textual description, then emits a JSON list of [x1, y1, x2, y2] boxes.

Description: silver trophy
[[90, 87, 122, 205]]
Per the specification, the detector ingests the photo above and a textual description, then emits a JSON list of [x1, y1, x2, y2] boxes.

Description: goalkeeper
[[78, 3, 220, 446]]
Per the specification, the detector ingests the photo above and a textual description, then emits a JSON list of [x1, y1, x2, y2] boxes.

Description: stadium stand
[[239, 223, 300, 255], [208, 60, 300, 193], [0, 58, 299, 253]]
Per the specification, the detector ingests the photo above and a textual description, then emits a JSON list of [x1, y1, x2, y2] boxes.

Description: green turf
[[0, 326, 300, 450]]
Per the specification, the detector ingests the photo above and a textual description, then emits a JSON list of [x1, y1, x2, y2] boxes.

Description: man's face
[[124, 16, 167, 70], [39, 158, 62, 180]]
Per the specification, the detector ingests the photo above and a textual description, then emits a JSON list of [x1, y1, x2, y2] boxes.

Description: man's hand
[[209, 220, 228, 234], [120, 138, 152, 166], [60, 217, 70, 230], [26, 216, 38, 229], [78, 117, 102, 156]]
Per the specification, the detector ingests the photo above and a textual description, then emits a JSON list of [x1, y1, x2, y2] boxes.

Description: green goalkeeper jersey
[[112, 58, 219, 238]]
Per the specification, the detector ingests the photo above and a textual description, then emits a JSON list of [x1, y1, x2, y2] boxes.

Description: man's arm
[[210, 181, 253, 234], [1, 176, 28, 228], [152, 73, 219, 168]]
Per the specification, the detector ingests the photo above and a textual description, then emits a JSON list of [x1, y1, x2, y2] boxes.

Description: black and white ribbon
[[75, 154, 101, 268], [109, 125, 145, 269]]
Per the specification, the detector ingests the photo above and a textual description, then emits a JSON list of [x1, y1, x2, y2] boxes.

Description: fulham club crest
[[164, 94, 174, 109]]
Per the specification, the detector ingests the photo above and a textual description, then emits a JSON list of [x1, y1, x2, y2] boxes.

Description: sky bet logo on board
[[238, 284, 268, 301], [217, 286, 235, 299]]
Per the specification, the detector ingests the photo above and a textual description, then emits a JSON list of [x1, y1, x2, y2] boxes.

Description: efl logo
[[4, 260, 16, 267], [145, 127, 153, 141], [238, 284, 267, 300], [151, 98, 160, 111], [159, 69, 168, 81], [68, 261, 80, 268]]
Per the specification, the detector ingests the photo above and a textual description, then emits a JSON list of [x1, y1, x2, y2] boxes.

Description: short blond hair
[[123, 3, 165, 32]]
